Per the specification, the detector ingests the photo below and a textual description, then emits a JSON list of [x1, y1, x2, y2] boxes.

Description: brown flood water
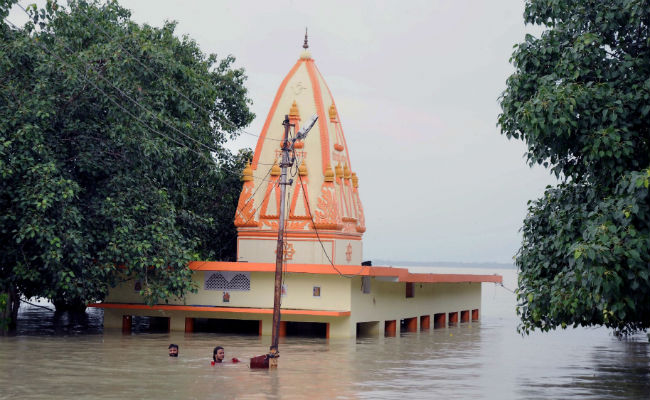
[[0, 268, 648, 399]]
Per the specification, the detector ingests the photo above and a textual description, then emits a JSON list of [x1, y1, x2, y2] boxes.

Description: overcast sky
[[10, 0, 556, 264]]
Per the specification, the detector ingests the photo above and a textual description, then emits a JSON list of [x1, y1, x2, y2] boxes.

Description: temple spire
[[303, 28, 309, 49]]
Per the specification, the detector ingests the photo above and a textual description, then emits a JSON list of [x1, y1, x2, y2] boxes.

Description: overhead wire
[[279, 176, 291, 311], [60, 0, 282, 143], [297, 169, 366, 279], [10, 5, 276, 181], [236, 163, 276, 228], [280, 154, 295, 297], [7, 10, 366, 279], [498, 282, 516, 293]]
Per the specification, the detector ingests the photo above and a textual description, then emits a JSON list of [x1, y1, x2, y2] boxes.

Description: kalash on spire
[[234, 31, 366, 265]]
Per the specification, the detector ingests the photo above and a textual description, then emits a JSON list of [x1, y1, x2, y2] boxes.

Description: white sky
[[10, 0, 556, 264]]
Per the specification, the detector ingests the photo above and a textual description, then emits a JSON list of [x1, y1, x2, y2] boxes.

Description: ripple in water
[[0, 269, 648, 399]]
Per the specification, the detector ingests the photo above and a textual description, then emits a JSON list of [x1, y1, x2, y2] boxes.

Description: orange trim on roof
[[88, 303, 350, 317], [305, 59, 330, 174], [236, 230, 362, 240], [188, 261, 503, 284], [190, 261, 369, 276], [403, 273, 503, 284], [252, 59, 303, 169]]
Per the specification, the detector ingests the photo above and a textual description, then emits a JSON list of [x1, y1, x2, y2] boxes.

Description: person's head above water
[[213, 346, 225, 363], [168, 344, 178, 357]]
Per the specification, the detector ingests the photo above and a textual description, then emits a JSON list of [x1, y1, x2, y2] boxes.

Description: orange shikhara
[[234, 41, 365, 265]]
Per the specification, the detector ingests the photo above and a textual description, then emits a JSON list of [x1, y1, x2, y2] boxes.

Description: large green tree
[[0, 0, 253, 331], [499, 0, 649, 334]]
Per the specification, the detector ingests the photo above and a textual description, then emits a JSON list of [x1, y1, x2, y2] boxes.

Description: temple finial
[[303, 27, 309, 49]]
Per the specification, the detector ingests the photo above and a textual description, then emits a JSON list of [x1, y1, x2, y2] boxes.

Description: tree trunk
[[1, 285, 19, 335]]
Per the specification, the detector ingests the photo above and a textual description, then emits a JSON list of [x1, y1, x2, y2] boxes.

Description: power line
[[237, 164, 276, 227], [297, 173, 366, 278], [60, 1, 281, 143], [5, 14, 272, 183], [7, 12, 365, 279], [498, 283, 516, 293]]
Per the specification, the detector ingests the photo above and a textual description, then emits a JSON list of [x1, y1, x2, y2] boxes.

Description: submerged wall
[[101, 270, 484, 338]]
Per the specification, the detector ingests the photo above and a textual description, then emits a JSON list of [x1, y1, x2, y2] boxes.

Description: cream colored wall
[[332, 239, 362, 265], [104, 272, 481, 338], [253, 63, 326, 204], [238, 236, 362, 265], [238, 237, 335, 264], [105, 271, 351, 312], [349, 277, 482, 327]]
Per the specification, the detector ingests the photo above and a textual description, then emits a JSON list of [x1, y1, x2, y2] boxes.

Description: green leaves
[[0, 0, 253, 315], [500, 0, 650, 335]]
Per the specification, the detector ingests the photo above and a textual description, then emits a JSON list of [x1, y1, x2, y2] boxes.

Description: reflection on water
[[0, 268, 648, 399], [13, 301, 104, 336]]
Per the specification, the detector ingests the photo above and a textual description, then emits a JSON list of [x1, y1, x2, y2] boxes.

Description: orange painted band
[[88, 303, 350, 317], [316, 64, 352, 171], [188, 261, 503, 284], [190, 261, 369, 275], [236, 230, 362, 240], [404, 272, 503, 284], [305, 60, 330, 174]]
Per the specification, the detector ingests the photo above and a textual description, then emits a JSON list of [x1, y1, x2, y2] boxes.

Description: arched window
[[204, 272, 251, 291], [228, 273, 251, 291]]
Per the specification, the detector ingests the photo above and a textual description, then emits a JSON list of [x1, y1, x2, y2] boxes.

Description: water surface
[[1, 268, 648, 399]]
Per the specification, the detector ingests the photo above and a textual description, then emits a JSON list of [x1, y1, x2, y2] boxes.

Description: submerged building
[[92, 40, 502, 338]]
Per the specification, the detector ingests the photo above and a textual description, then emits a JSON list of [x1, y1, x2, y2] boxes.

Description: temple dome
[[234, 39, 366, 265]]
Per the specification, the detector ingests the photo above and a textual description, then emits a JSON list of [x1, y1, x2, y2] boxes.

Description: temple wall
[[103, 273, 481, 338], [237, 236, 362, 265], [105, 271, 351, 312], [349, 277, 481, 330]]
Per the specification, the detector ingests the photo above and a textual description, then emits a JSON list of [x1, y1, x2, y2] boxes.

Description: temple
[[92, 37, 502, 338]]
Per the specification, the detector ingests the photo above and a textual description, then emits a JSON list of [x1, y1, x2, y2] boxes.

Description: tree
[[498, 0, 649, 334], [0, 0, 254, 332]]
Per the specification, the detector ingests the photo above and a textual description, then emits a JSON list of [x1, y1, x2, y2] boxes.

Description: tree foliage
[[0, 0, 253, 329], [499, 0, 649, 334]]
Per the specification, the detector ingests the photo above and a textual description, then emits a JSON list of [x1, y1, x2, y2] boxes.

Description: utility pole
[[247, 113, 317, 369], [268, 115, 292, 368]]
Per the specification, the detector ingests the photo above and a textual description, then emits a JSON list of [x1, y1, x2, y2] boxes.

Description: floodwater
[[0, 268, 648, 399]]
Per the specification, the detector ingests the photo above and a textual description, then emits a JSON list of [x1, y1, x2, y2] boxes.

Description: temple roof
[[235, 39, 365, 237], [189, 262, 504, 284]]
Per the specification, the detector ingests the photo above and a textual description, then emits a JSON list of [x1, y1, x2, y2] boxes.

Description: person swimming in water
[[168, 344, 178, 357], [211, 346, 239, 365]]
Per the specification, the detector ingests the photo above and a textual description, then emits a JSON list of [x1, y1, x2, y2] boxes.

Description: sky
[[9, 0, 556, 264]]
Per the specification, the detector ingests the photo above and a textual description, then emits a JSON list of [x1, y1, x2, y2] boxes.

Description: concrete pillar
[[184, 317, 194, 333], [385, 320, 396, 337], [420, 315, 430, 331], [103, 309, 123, 329], [449, 312, 458, 326], [260, 316, 273, 336], [326, 317, 353, 338], [461, 310, 469, 323], [168, 314, 186, 331], [122, 315, 132, 334], [434, 313, 446, 329]]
